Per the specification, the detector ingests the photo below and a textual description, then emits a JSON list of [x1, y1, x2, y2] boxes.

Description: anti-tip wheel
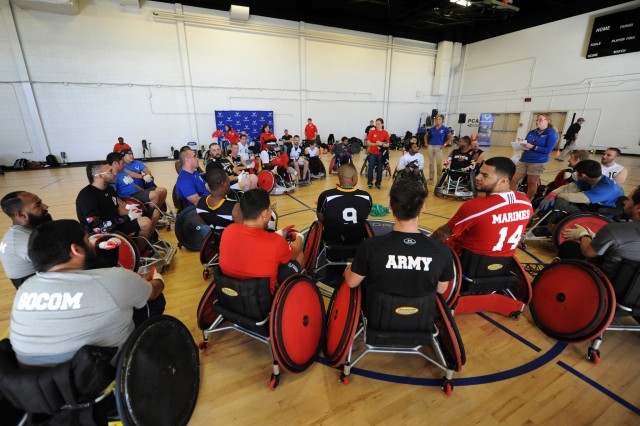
[[339, 373, 350, 385], [442, 381, 453, 396], [510, 311, 521, 320], [588, 348, 601, 365], [198, 341, 209, 351], [269, 374, 280, 390]]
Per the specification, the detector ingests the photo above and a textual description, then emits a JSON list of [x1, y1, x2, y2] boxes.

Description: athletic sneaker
[[368, 184, 373, 189], [375, 184, 381, 189]]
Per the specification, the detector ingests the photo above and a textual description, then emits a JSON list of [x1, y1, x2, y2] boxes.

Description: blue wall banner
[[478, 113, 495, 147], [214, 110, 274, 141]]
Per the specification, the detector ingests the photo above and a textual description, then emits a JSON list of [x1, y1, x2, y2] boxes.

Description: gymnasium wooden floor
[[1, 146, 638, 425]]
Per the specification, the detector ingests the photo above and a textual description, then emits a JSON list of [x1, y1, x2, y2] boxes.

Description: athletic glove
[[280, 224, 297, 241], [142, 173, 154, 183], [127, 207, 143, 220], [98, 237, 121, 250], [562, 224, 595, 241], [539, 192, 558, 211]]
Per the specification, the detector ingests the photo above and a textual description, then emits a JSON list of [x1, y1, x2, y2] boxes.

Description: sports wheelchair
[[450, 249, 532, 319], [324, 281, 465, 396], [0, 315, 199, 426], [434, 168, 477, 200], [359, 149, 392, 177], [529, 259, 640, 364], [392, 165, 429, 194], [196, 267, 325, 389], [174, 205, 213, 251], [257, 169, 296, 195], [328, 155, 354, 175], [121, 195, 176, 231]]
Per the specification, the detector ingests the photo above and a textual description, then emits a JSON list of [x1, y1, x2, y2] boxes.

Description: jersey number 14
[[492, 225, 524, 252]]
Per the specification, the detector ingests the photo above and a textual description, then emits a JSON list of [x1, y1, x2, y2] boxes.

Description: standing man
[[344, 179, 452, 298], [600, 147, 627, 184], [557, 118, 585, 161], [366, 118, 390, 189], [426, 114, 453, 182], [317, 164, 372, 245], [305, 118, 318, 146], [431, 157, 533, 258], [176, 149, 209, 207], [0, 192, 52, 288], [364, 120, 375, 137], [113, 137, 131, 153]]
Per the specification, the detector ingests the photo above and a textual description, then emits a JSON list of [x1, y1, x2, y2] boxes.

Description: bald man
[[316, 164, 372, 245]]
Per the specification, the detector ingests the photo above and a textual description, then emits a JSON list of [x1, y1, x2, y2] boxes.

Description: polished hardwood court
[[1, 146, 638, 424]]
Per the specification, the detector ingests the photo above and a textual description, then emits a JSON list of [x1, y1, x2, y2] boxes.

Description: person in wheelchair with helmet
[[539, 159, 624, 235], [218, 188, 303, 295]]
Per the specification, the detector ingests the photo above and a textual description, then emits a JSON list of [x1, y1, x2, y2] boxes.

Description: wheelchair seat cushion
[[460, 249, 517, 292], [213, 267, 272, 325]]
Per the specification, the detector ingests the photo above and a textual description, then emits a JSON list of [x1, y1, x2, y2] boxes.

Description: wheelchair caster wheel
[[203, 270, 210, 280], [588, 348, 600, 365], [339, 373, 350, 384], [442, 381, 453, 396], [269, 374, 280, 390], [509, 311, 521, 320], [198, 341, 209, 351]]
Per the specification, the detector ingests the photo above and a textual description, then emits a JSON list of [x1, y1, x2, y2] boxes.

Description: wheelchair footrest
[[212, 305, 269, 336], [365, 329, 432, 347], [454, 294, 525, 317], [465, 275, 517, 293]]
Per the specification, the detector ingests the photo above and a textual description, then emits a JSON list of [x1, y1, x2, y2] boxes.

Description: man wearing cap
[[113, 137, 132, 154], [557, 118, 585, 161], [107, 152, 167, 209]]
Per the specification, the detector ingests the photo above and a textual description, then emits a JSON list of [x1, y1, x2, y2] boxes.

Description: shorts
[[132, 189, 153, 203], [115, 218, 141, 236], [277, 259, 301, 283], [515, 161, 546, 176]]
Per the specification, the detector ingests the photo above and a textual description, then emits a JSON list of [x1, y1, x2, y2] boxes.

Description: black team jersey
[[196, 195, 238, 231], [450, 148, 474, 170], [316, 187, 372, 244]]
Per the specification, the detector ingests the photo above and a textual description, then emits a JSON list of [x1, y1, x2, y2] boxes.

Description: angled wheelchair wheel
[[529, 260, 615, 342], [257, 170, 275, 193], [302, 221, 323, 272], [121, 196, 147, 213], [359, 157, 368, 176], [199, 231, 220, 266], [442, 247, 462, 309], [93, 232, 140, 272], [324, 280, 362, 367], [196, 280, 219, 331], [174, 205, 212, 251], [115, 315, 199, 426], [510, 257, 532, 305], [270, 274, 326, 373], [329, 157, 338, 174], [553, 212, 612, 249], [434, 293, 466, 372]]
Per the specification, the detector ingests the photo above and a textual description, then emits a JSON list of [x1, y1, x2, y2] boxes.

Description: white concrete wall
[[0, 0, 441, 164], [448, 2, 640, 154]]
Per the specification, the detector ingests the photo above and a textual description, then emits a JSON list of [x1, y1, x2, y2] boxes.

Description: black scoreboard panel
[[586, 7, 639, 59]]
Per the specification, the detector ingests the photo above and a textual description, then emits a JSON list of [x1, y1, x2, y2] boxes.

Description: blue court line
[[518, 246, 546, 265], [317, 342, 567, 387], [476, 312, 542, 352], [556, 361, 640, 416]]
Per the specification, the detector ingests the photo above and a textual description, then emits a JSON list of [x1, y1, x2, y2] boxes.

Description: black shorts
[[115, 218, 141, 236], [132, 189, 153, 203], [277, 259, 301, 283]]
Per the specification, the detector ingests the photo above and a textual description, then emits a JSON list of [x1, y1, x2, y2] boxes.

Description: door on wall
[[491, 113, 520, 146], [529, 112, 567, 149]]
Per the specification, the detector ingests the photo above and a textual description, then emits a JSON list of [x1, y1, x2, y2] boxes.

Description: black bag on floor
[[46, 154, 60, 167]]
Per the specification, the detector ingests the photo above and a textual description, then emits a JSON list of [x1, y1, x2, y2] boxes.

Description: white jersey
[[306, 146, 319, 158], [601, 163, 624, 180], [238, 142, 250, 161], [290, 145, 304, 160], [397, 152, 425, 171]]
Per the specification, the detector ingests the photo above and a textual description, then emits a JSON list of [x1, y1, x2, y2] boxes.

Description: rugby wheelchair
[[257, 169, 297, 195], [324, 281, 465, 395], [0, 315, 199, 426], [196, 267, 325, 389], [434, 167, 477, 200], [359, 149, 392, 178], [529, 259, 640, 364], [449, 249, 532, 319], [392, 164, 429, 195]]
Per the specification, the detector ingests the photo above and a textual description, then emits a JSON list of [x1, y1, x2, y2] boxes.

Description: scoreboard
[[586, 7, 639, 59]]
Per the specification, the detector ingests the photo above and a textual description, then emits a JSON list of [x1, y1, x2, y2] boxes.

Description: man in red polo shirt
[[218, 189, 304, 294], [304, 118, 318, 145]]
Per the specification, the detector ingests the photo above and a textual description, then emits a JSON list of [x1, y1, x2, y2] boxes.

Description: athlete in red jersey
[[225, 125, 240, 144], [218, 189, 303, 293], [259, 124, 277, 151], [304, 118, 318, 142], [431, 157, 533, 257]]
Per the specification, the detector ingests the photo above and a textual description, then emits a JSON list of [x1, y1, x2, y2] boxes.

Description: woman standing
[[510, 113, 558, 199], [259, 124, 276, 151], [426, 114, 453, 182], [366, 118, 390, 189]]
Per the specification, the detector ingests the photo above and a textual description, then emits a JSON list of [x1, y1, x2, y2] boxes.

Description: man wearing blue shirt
[[176, 149, 210, 207], [426, 114, 453, 181], [106, 152, 167, 209]]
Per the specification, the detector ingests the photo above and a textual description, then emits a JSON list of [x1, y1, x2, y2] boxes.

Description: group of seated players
[[1, 131, 638, 405]]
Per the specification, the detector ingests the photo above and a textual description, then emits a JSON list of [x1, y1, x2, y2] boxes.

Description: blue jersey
[[124, 160, 147, 187], [112, 171, 140, 197], [520, 127, 558, 164], [427, 125, 450, 146], [176, 170, 209, 206], [576, 176, 623, 207]]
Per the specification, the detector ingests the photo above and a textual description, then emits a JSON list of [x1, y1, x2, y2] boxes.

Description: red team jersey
[[366, 130, 390, 155], [226, 130, 240, 144], [305, 123, 318, 140], [447, 192, 533, 257], [219, 224, 291, 293]]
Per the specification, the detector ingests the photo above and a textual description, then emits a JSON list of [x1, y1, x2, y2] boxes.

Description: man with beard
[[0, 192, 52, 288], [206, 143, 258, 191], [9, 219, 164, 366], [76, 163, 157, 240], [431, 157, 533, 258], [600, 147, 627, 184]]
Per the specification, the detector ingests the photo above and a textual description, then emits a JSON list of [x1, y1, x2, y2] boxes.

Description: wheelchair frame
[[434, 168, 477, 200]]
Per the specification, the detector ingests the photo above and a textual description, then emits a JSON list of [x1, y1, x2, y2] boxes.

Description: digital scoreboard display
[[586, 7, 639, 59]]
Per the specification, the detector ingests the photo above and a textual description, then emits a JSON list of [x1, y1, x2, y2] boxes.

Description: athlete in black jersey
[[345, 179, 452, 298], [207, 143, 257, 191], [447, 136, 474, 170], [196, 168, 242, 231], [316, 164, 372, 245]]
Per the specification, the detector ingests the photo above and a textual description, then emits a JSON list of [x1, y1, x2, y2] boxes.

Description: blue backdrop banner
[[478, 113, 495, 147], [215, 110, 274, 141]]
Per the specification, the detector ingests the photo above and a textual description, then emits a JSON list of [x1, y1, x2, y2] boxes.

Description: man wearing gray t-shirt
[[0, 191, 52, 289], [9, 219, 165, 366], [562, 186, 640, 279]]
